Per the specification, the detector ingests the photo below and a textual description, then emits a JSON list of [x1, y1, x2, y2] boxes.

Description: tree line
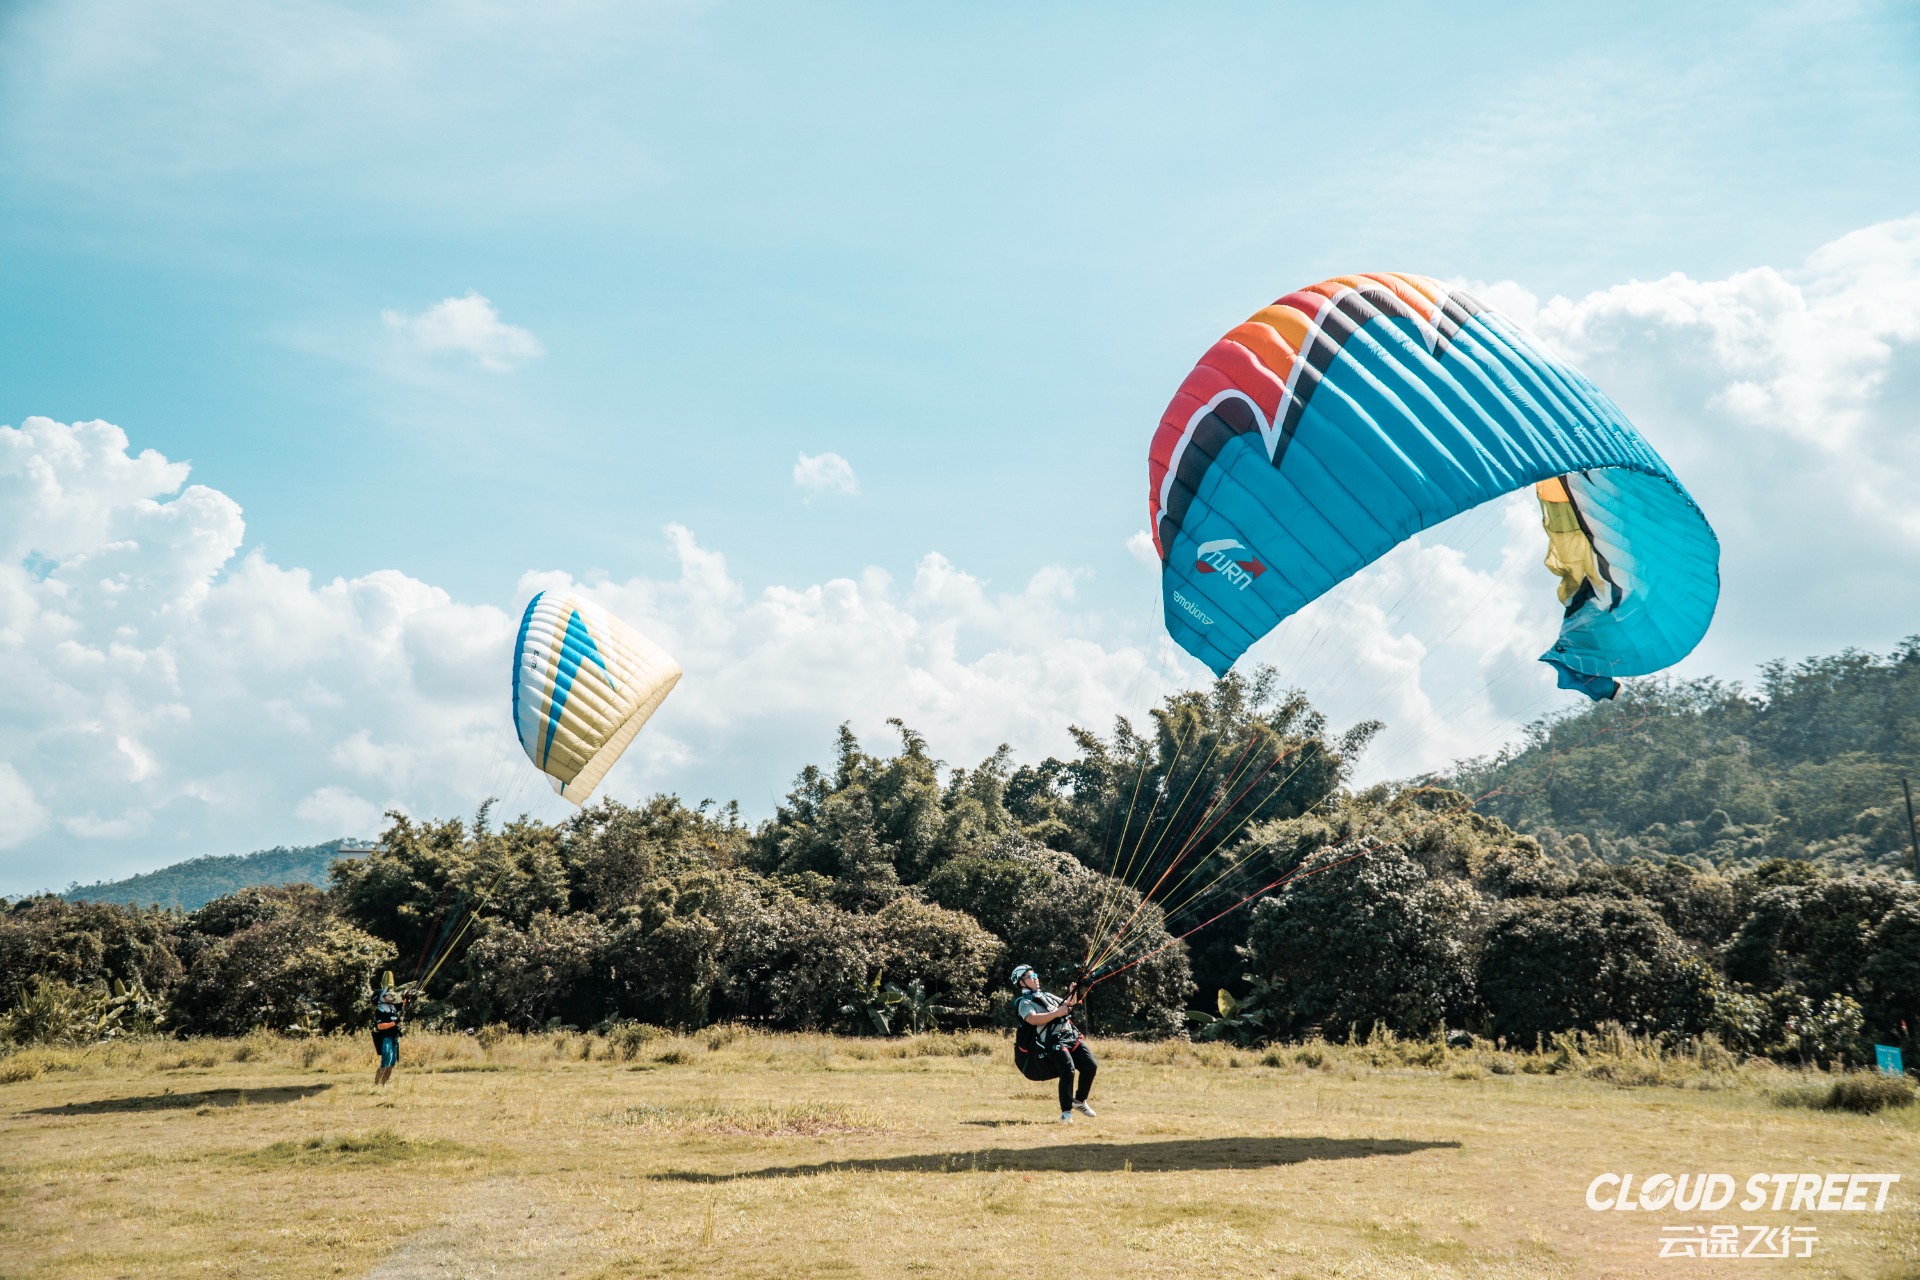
[[4, 650, 1917, 1067]]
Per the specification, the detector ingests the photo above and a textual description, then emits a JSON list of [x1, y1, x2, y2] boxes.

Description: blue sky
[[3, 0, 1919, 892]]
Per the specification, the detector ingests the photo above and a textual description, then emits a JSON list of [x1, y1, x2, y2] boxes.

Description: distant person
[[371, 986, 405, 1085], [1011, 964, 1096, 1122]]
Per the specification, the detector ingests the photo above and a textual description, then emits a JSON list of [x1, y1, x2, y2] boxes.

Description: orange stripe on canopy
[[1358, 273, 1443, 322], [1535, 476, 1571, 503], [1246, 303, 1316, 355], [1225, 321, 1298, 386]]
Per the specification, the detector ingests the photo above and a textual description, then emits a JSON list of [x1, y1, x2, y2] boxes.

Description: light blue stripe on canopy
[[1161, 309, 1719, 696], [539, 607, 616, 768]]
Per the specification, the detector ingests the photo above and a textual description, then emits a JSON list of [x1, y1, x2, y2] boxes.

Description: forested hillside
[[1446, 638, 1920, 876], [62, 842, 358, 910]]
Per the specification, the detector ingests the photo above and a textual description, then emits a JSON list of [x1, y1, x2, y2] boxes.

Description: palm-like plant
[[895, 978, 963, 1034], [1184, 983, 1273, 1046], [840, 970, 908, 1036], [0, 976, 161, 1047]]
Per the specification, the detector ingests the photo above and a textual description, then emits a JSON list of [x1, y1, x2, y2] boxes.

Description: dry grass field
[[2, 1028, 1917, 1279]]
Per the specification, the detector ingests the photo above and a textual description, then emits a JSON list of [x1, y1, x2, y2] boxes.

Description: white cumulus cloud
[[792, 451, 858, 498], [0, 417, 513, 891], [294, 785, 384, 834], [382, 292, 545, 371], [1124, 530, 1160, 569]]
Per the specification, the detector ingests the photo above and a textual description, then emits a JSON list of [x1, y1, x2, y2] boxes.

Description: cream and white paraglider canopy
[[511, 591, 681, 805]]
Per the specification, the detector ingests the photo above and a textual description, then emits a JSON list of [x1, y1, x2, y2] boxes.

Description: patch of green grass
[[609, 1100, 889, 1137], [1773, 1070, 1917, 1114], [236, 1127, 473, 1166], [1830, 1070, 1917, 1113]]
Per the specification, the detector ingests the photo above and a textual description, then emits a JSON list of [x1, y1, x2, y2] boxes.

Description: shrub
[[1824, 1070, 1916, 1114], [1773, 992, 1869, 1069], [0, 977, 122, 1047], [1773, 1069, 1917, 1114]]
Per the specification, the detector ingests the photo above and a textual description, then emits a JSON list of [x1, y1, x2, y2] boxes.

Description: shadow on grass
[[650, 1135, 1459, 1181], [25, 1084, 332, 1116]]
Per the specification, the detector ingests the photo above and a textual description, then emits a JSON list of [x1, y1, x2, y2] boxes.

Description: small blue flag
[[1876, 1044, 1905, 1075]]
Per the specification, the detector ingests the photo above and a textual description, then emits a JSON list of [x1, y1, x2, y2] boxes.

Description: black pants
[[1034, 1041, 1096, 1111]]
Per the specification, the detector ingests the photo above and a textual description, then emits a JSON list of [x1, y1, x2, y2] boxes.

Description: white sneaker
[[1059, 1110, 1074, 1123], [1072, 1100, 1097, 1117]]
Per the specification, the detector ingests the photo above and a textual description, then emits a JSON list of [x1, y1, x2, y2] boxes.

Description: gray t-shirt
[[1015, 989, 1079, 1049]]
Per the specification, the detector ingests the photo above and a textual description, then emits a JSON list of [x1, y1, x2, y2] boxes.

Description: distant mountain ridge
[[61, 839, 378, 910]]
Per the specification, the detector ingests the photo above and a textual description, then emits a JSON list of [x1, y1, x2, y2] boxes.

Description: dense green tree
[[860, 896, 999, 1018], [924, 839, 1191, 1037], [0, 896, 184, 1004], [7, 642, 1914, 1058], [460, 909, 611, 1029], [562, 795, 749, 913], [1240, 845, 1478, 1038], [168, 886, 391, 1034], [599, 867, 764, 1029], [1227, 785, 1558, 1037], [1568, 859, 1742, 950], [750, 721, 956, 890], [1478, 896, 1719, 1043], [1724, 876, 1913, 1011], [715, 891, 879, 1030], [329, 812, 487, 971], [1863, 902, 1920, 1043], [1003, 669, 1378, 995]]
